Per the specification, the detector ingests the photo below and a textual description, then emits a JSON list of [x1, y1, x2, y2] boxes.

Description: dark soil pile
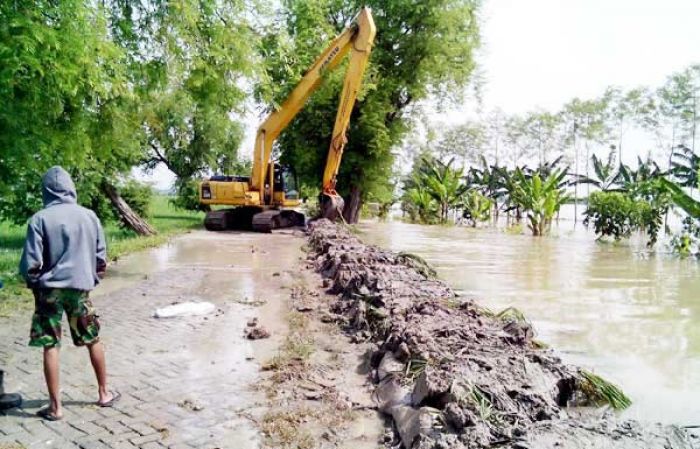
[[306, 219, 697, 449]]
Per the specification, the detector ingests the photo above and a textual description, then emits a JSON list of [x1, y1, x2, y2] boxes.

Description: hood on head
[[42, 166, 77, 207]]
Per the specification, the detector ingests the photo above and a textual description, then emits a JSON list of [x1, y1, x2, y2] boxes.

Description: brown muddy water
[[357, 219, 700, 427]]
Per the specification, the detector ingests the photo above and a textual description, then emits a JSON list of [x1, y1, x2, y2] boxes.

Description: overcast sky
[[141, 0, 700, 189], [476, 0, 700, 115]]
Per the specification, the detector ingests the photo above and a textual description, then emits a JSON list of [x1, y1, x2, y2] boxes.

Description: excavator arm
[[251, 7, 376, 218]]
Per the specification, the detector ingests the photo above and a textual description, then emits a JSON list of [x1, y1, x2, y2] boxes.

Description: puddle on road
[[97, 230, 304, 449]]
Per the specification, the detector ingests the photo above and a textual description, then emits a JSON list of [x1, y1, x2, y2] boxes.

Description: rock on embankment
[[306, 219, 697, 449]]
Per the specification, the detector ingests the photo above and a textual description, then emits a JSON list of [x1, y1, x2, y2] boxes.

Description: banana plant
[[658, 177, 700, 217], [404, 184, 438, 224], [419, 157, 468, 223], [461, 189, 493, 227], [572, 149, 623, 191], [670, 145, 699, 189], [511, 168, 571, 236]]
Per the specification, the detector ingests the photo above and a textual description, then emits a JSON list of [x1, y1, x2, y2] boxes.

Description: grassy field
[[0, 195, 203, 316]]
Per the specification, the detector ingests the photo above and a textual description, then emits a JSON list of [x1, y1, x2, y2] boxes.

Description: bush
[[119, 180, 153, 219], [584, 191, 640, 240], [170, 179, 210, 212], [584, 190, 667, 246], [83, 179, 153, 224]]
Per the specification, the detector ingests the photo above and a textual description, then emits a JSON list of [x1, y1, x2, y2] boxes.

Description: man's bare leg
[[87, 341, 114, 404], [43, 346, 62, 418]]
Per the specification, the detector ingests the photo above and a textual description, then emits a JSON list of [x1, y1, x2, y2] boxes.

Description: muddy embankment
[[305, 219, 698, 449]]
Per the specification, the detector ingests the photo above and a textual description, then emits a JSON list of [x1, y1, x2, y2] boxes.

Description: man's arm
[[95, 217, 107, 279], [19, 217, 44, 288]]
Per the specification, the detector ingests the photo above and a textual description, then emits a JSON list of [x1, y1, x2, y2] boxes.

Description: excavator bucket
[[319, 193, 345, 222]]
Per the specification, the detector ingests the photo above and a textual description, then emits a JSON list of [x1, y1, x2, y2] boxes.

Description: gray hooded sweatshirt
[[19, 166, 107, 291]]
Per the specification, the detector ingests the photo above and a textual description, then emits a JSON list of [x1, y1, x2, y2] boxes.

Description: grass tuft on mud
[[396, 251, 437, 278], [261, 409, 316, 449], [580, 370, 632, 410]]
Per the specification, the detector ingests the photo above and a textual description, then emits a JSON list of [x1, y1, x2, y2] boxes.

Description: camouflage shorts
[[29, 289, 101, 348]]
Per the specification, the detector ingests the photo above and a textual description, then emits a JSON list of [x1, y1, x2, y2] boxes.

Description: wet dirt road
[[0, 230, 305, 449]]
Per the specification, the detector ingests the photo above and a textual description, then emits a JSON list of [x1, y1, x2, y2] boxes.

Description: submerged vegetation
[[400, 144, 700, 249], [396, 64, 700, 252]]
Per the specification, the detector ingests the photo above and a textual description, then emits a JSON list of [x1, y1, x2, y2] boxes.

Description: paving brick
[[76, 439, 111, 449], [124, 421, 156, 437], [99, 431, 139, 445], [97, 418, 132, 436], [0, 420, 24, 436], [0, 434, 21, 445], [129, 433, 161, 446], [140, 442, 165, 449], [70, 420, 108, 437], [109, 442, 137, 449]]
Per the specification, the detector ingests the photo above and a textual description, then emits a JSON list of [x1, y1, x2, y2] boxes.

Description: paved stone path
[[0, 231, 300, 449]]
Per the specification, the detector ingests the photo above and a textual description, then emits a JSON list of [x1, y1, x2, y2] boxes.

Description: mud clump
[[306, 220, 697, 449], [245, 318, 271, 340]]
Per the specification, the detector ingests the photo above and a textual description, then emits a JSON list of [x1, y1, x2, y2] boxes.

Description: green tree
[[461, 189, 492, 227], [402, 155, 466, 224], [602, 86, 655, 163], [106, 0, 257, 206], [670, 145, 699, 189], [435, 121, 487, 167], [0, 0, 142, 223], [258, 0, 482, 223], [421, 158, 467, 223], [584, 191, 645, 241], [655, 66, 700, 157], [574, 149, 621, 191], [560, 97, 609, 222], [522, 110, 564, 166]]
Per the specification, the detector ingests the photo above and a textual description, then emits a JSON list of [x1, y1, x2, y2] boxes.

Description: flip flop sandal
[[37, 408, 62, 421], [97, 390, 121, 408]]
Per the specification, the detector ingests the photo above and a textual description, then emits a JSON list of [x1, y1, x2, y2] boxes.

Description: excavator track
[[204, 207, 262, 231], [204, 207, 304, 232], [251, 210, 305, 233]]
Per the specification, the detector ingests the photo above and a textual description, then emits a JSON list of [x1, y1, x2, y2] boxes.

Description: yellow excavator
[[198, 7, 376, 232]]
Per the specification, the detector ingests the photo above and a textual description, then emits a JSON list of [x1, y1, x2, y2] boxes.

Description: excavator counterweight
[[198, 8, 376, 232]]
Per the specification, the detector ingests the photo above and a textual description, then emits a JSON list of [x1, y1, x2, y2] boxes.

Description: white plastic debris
[[153, 301, 216, 318]]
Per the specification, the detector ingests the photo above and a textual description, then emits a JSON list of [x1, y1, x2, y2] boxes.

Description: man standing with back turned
[[20, 166, 119, 421]]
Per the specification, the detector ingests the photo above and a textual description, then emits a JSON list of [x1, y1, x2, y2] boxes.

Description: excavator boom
[[251, 8, 376, 203], [199, 8, 376, 231]]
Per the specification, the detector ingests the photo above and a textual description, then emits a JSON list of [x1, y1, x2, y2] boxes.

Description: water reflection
[[357, 218, 700, 425]]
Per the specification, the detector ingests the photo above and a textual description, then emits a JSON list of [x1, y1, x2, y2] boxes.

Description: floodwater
[[357, 216, 700, 426]]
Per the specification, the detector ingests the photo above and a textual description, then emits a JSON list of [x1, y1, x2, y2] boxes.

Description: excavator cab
[[269, 164, 300, 204]]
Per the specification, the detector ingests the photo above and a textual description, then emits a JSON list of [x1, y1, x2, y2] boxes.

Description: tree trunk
[[342, 185, 362, 224], [102, 182, 157, 236]]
